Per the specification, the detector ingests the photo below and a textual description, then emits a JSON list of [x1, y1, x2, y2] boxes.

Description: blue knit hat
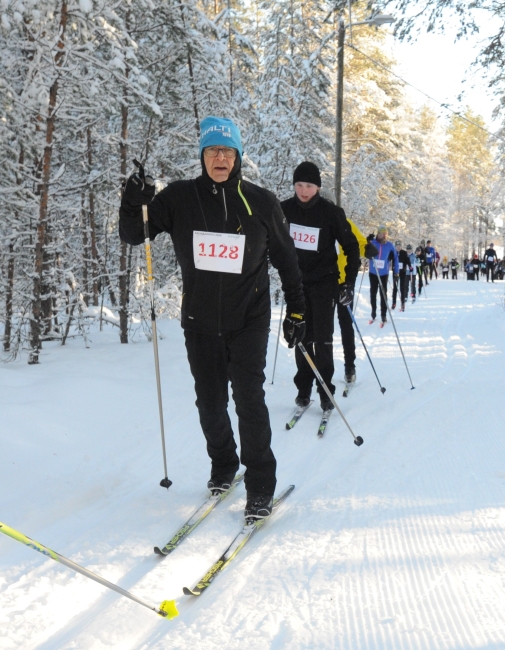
[[199, 116, 242, 159]]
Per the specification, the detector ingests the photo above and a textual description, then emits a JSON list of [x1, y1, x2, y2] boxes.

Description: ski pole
[[346, 305, 386, 394], [372, 259, 415, 390], [270, 295, 284, 384], [134, 159, 172, 490], [297, 342, 363, 446], [353, 264, 366, 314], [0, 521, 178, 619]]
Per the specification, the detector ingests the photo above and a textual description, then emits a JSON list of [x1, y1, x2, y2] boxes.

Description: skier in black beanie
[[280, 162, 360, 411]]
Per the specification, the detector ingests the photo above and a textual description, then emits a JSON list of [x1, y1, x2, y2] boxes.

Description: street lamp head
[[367, 14, 396, 27]]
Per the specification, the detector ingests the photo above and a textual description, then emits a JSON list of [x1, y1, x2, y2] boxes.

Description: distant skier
[[471, 253, 480, 280], [336, 220, 378, 384], [466, 257, 476, 280], [425, 240, 437, 279], [415, 247, 425, 295], [441, 256, 449, 279], [119, 116, 305, 522], [406, 244, 417, 302], [281, 162, 360, 411], [484, 243, 498, 282], [392, 240, 409, 311], [450, 258, 459, 280], [368, 226, 399, 326]]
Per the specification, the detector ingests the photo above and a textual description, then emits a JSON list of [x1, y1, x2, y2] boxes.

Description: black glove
[[122, 159, 155, 206], [364, 242, 379, 259], [367, 233, 375, 243], [283, 312, 306, 349], [339, 284, 354, 307]]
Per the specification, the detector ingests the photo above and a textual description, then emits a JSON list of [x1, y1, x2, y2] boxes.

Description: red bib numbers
[[374, 259, 385, 270], [289, 223, 320, 251], [193, 231, 245, 274]]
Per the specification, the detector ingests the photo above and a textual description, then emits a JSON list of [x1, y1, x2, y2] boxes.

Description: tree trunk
[[87, 126, 99, 306], [3, 243, 15, 353], [81, 192, 90, 306], [29, 1, 68, 364], [118, 56, 130, 344]]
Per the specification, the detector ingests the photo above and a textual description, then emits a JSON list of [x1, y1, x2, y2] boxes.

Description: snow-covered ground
[[1, 276, 505, 650]]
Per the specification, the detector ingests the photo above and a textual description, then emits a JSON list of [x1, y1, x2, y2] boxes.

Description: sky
[[389, 10, 502, 132]]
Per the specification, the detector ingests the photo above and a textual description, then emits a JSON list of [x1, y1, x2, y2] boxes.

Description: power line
[[346, 42, 504, 143]]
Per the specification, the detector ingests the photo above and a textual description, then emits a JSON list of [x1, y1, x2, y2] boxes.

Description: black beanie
[[293, 161, 321, 187]]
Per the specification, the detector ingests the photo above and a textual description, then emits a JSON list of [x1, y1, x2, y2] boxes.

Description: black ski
[[182, 485, 295, 596], [154, 474, 244, 556], [317, 409, 333, 437], [285, 401, 313, 430]]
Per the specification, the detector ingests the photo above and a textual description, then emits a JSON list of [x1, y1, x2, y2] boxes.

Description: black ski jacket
[[484, 248, 498, 263], [119, 174, 304, 335], [397, 249, 410, 275], [280, 194, 359, 285]]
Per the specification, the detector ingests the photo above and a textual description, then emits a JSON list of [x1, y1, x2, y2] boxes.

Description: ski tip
[[285, 422, 293, 430], [183, 586, 201, 597], [154, 546, 168, 556], [158, 599, 179, 619]]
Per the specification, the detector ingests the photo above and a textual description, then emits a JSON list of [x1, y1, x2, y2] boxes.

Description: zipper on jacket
[[222, 187, 228, 221]]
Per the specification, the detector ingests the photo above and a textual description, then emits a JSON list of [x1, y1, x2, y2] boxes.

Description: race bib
[[374, 259, 385, 269], [193, 231, 245, 274], [290, 223, 320, 251], [473, 264, 479, 270], [488, 256, 494, 262], [398, 262, 403, 270]]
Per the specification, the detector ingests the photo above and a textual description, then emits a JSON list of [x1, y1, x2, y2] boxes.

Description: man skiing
[[368, 225, 399, 326], [406, 245, 417, 301], [336, 220, 378, 384], [415, 246, 425, 294], [484, 243, 498, 282], [425, 240, 436, 279], [471, 253, 480, 280], [450, 258, 459, 279], [280, 162, 360, 410], [392, 240, 410, 311], [119, 116, 305, 522]]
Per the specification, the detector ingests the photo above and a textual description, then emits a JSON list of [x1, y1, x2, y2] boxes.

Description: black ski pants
[[392, 273, 408, 305], [336, 296, 355, 371], [184, 326, 276, 496], [294, 276, 337, 399], [409, 274, 416, 297], [486, 261, 495, 282], [452, 269, 457, 279], [369, 272, 389, 321]]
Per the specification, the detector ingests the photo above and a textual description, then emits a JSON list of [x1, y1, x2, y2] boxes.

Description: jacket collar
[[294, 192, 321, 211]]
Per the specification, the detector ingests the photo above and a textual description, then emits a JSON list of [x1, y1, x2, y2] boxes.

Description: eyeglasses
[[203, 146, 237, 158]]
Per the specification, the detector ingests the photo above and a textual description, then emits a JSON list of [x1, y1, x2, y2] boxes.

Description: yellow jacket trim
[[237, 180, 252, 216]]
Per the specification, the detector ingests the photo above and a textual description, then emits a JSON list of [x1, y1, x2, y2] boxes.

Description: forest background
[[1, 0, 504, 363]]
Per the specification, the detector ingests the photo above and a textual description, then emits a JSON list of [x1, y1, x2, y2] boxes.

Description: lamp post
[[334, 14, 396, 207]]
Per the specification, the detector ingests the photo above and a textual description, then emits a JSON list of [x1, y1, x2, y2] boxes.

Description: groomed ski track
[[1, 278, 505, 649]]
